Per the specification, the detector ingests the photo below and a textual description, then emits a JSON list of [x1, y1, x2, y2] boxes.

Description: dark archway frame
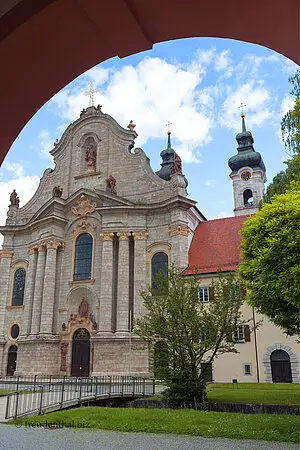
[[0, 0, 300, 165]]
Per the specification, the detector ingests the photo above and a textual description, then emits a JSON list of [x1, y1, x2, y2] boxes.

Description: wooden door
[[71, 328, 90, 377]]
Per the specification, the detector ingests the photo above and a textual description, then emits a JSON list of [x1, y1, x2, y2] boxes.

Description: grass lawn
[[10, 407, 300, 443], [0, 389, 37, 395], [207, 383, 300, 405]]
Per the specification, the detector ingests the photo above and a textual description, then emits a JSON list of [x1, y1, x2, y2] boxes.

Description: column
[[133, 232, 148, 318], [117, 232, 131, 332], [99, 232, 114, 332], [22, 246, 38, 335], [40, 240, 63, 335], [30, 244, 47, 335], [0, 250, 14, 340], [168, 224, 189, 268]]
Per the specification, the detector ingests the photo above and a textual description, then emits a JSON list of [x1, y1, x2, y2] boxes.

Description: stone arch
[[67, 285, 99, 315], [2, 2, 300, 165], [243, 189, 253, 207], [263, 343, 299, 383]]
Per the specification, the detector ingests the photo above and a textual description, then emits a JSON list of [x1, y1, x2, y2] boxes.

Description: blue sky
[[0, 37, 298, 245]]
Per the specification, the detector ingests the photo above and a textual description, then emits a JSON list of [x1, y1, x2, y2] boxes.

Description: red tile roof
[[186, 215, 251, 275]]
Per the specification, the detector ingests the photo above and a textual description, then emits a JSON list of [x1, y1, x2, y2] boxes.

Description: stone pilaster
[[168, 224, 189, 268], [132, 232, 148, 319], [99, 232, 114, 332], [40, 240, 64, 335], [30, 244, 47, 335], [0, 250, 14, 340], [117, 232, 131, 332], [22, 246, 38, 335]]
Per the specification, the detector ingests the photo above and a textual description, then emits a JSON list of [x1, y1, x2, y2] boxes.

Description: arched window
[[243, 189, 253, 207], [73, 233, 93, 281], [12, 268, 26, 306], [151, 252, 168, 290]]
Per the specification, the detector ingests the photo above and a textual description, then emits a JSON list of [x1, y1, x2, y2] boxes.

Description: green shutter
[[208, 286, 214, 301], [244, 325, 251, 342]]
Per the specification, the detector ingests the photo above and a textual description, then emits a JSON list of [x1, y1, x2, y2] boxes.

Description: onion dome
[[156, 131, 176, 180], [228, 114, 266, 174]]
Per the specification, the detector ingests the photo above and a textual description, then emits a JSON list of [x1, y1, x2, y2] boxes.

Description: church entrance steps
[[1, 376, 155, 420]]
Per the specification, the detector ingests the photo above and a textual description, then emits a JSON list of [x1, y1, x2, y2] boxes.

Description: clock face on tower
[[241, 170, 251, 181]]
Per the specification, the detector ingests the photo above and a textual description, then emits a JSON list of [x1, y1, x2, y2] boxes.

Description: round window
[[10, 324, 20, 340]]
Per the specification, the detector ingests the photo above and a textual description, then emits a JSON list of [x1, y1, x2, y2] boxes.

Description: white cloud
[[204, 179, 216, 188], [195, 48, 215, 66], [209, 211, 232, 220], [2, 162, 24, 178], [38, 130, 55, 160], [214, 50, 232, 72], [234, 54, 279, 80], [280, 94, 294, 116], [50, 57, 215, 163], [275, 94, 295, 144], [280, 57, 298, 75], [84, 66, 110, 85], [0, 168, 40, 248], [48, 48, 292, 164], [220, 81, 271, 130]]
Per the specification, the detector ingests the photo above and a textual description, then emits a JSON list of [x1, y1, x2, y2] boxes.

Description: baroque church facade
[[0, 106, 299, 383]]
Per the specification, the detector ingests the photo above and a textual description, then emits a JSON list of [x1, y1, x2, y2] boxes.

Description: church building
[[0, 105, 299, 383]]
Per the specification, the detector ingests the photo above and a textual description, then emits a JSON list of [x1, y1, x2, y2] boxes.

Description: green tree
[[134, 267, 249, 406], [265, 70, 300, 200], [239, 190, 300, 336]]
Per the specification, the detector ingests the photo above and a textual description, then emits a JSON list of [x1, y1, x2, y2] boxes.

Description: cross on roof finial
[[166, 121, 172, 135], [84, 83, 99, 107], [238, 103, 246, 117]]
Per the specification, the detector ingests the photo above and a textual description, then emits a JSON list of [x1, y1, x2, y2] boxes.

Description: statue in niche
[[172, 152, 183, 175], [78, 296, 89, 318], [106, 175, 117, 194], [84, 137, 97, 171], [52, 185, 63, 198], [9, 189, 20, 207]]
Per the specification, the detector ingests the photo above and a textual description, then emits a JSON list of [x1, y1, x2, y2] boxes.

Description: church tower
[[228, 114, 266, 216]]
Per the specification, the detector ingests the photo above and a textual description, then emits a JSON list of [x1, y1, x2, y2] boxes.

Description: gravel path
[[0, 425, 299, 450]]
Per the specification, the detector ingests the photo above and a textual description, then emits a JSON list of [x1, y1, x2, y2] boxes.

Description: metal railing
[[3, 375, 155, 419]]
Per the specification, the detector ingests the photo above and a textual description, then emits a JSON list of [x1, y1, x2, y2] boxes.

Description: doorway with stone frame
[[71, 328, 91, 377]]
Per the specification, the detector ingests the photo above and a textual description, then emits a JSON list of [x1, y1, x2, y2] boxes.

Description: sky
[[0, 37, 298, 247]]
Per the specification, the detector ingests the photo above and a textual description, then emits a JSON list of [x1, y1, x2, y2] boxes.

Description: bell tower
[[228, 114, 266, 216]]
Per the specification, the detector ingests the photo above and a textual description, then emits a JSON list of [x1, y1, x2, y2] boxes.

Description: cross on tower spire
[[238, 103, 246, 117], [165, 121, 172, 135], [84, 83, 99, 107]]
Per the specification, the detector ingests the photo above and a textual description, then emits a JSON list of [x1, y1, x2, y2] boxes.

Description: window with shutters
[[233, 325, 251, 343], [73, 233, 93, 281]]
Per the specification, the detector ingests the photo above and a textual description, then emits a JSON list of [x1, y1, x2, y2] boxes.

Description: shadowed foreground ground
[[1, 425, 299, 450]]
